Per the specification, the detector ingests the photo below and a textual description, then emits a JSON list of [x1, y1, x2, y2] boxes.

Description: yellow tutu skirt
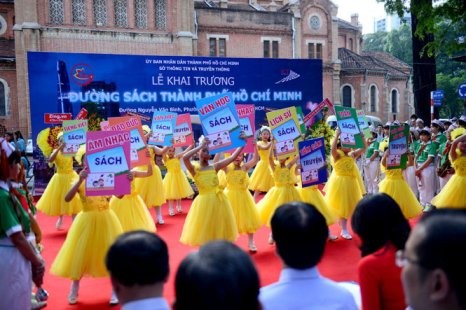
[[110, 194, 156, 232], [300, 186, 336, 225], [36, 172, 82, 216], [50, 209, 123, 279], [379, 177, 423, 219], [162, 170, 194, 200], [324, 175, 363, 219], [134, 164, 166, 208], [180, 191, 238, 246], [257, 185, 302, 226], [249, 160, 274, 192], [431, 174, 466, 208], [224, 188, 261, 234], [217, 169, 227, 189]]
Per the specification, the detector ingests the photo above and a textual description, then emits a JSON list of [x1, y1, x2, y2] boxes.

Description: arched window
[[342, 85, 352, 108], [154, 0, 166, 30], [135, 0, 147, 29], [72, 0, 86, 25], [50, 0, 64, 24], [93, 0, 107, 26], [0, 80, 8, 117], [370, 85, 377, 112], [115, 0, 128, 27], [391, 89, 398, 113]]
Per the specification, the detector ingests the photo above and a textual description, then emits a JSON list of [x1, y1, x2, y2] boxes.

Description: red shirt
[[358, 243, 406, 310]]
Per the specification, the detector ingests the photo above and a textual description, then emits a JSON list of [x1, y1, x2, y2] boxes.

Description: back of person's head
[[352, 193, 411, 257], [174, 241, 260, 310], [106, 230, 169, 287], [271, 201, 328, 269], [413, 209, 466, 308], [14, 131, 24, 140]]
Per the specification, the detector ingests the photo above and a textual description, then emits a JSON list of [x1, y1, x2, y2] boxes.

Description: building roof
[[362, 51, 411, 72], [339, 48, 410, 78], [0, 38, 15, 59], [337, 18, 360, 31]]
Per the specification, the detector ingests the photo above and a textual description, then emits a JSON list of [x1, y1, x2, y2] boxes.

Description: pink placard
[[85, 131, 131, 196], [236, 104, 255, 153], [173, 113, 193, 147]]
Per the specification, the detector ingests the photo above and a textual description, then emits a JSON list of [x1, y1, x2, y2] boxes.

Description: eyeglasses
[[395, 250, 421, 268]]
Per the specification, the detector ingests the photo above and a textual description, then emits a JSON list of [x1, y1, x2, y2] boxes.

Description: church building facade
[[0, 0, 413, 136]]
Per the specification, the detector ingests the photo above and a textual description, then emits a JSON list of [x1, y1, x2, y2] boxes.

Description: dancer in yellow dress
[[249, 126, 274, 201], [223, 152, 260, 252], [257, 148, 301, 243], [162, 145, 194, 216], [110, 161, 156, 233], [213, 152, 232, 190], [50, 151, 123, 305], [324, 128, 366, 240], [431, 128, 466, 209], [134, 127, 167, 224], [378, 148, 423, 219], [36, 134, 82, 230], [180, 136, 246, 246]]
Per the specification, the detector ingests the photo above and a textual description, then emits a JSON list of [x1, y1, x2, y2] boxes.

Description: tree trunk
[[411, 0, 437, 125]]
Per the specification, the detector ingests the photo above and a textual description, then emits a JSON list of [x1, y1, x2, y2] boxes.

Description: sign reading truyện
[[298, 137, 327, 187], [387, 123, 409, 170], [173, 113, 193, 148]]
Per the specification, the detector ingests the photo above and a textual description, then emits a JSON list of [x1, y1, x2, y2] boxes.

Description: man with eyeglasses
[[398, 209, 466, 310]]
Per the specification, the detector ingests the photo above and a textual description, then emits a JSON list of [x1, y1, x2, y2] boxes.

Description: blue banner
[[27, 52, 322, 141]]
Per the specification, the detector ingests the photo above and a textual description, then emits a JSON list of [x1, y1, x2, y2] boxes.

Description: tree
[[378, 0, 438, 123], [385, 24, 412, 65], [437, 73, 466, 118], [363, 25, 412, 65], [362, 31, 388, 52], [378, 0, 466, 57]]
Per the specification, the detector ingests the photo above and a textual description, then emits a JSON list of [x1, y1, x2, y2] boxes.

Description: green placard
[[387, 123, 409, 170], [334, 106, 364, 149]]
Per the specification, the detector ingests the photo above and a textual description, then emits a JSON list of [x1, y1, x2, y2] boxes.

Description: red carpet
[[37, 198, 361, 309]]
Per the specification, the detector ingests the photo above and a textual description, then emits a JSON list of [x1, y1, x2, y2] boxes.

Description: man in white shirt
[[260, 201, 358, 310], [106, 231, 170, 310]]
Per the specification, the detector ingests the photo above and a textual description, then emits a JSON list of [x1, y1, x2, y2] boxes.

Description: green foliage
[[437, 73, 466, 118], [363, 25, 412, 65], [386, 24, 413, 65], [363, 31, 388, 51], [377, 0, 466, 57]]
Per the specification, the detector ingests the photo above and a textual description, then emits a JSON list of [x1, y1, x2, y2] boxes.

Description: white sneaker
[[56, 216, 63, 230], [157, 216, 165, 225], [109, 291, 119, 305], [340, 231, 352, 240], [248, 243, 257, 253], [68, 281, 79, 305], [176, 205, 183, 213], [268, 234, 274, 245], [168, 206, 175, 216]]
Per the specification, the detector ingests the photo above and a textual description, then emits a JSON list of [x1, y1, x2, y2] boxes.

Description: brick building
[[1, 0, 413, 137]]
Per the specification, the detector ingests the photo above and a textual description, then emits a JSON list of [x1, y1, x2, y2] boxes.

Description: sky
[[331, 0, 387, 34]]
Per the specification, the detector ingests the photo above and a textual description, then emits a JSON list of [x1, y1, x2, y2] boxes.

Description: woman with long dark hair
[[351, 193, 411, 310]]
